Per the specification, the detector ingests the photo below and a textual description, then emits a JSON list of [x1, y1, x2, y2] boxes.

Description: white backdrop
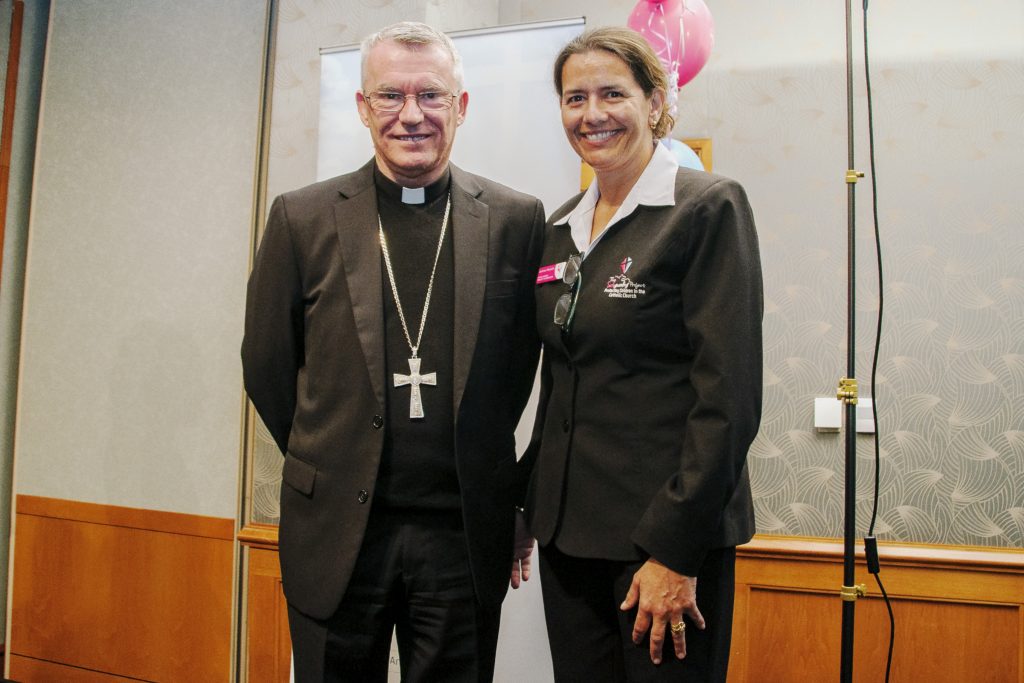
[[318, 18, 584, 214], [316, 18, 586, 682]]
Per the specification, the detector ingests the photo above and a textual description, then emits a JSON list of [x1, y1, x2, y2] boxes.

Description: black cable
[[864, 0, 880, 544], [860, 2, 895, 681], [875, 572, 896, 678]]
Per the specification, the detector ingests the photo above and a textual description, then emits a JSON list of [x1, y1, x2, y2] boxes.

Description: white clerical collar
[[401, 186, 425, 204], [554, 142, 678, 256], [373, 163, 451, 205]]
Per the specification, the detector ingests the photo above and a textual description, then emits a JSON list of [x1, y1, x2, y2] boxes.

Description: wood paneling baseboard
[[7, 655, 144, 682], [9, 495, 235, 682], [729, 536, 1024, 683]]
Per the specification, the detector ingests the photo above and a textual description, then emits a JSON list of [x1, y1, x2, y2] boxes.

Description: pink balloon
[[677, 0, 714, 87], [627, 0, 685, 82]]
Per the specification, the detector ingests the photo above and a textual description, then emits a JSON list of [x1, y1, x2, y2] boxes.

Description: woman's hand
[[509, 509, 534, 588], [620, 558, 705, 664]]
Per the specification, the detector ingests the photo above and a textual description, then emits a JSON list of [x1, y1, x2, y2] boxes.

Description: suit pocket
[[282, 452, 317, 496], [485, 278, 517, 299]]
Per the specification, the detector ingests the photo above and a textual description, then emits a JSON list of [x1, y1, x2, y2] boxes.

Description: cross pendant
[[393, 357, 437, 419]]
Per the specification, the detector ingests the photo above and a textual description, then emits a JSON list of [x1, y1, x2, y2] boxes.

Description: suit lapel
[[334, 161, 386, 408], [450, 166, 488, 416]]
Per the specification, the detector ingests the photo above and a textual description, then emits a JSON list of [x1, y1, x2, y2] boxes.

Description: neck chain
[[378, 194, 451, 419]]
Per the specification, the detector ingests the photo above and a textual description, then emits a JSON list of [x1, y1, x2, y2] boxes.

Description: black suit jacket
[[524, 169, 762, 577], [242, 160, 544, 619]]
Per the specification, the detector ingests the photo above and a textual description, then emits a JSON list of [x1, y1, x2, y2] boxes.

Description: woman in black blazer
[[524, 27, 763, 682]]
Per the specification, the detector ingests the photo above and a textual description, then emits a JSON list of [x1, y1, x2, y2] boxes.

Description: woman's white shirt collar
[[554, 142, 679, 256]]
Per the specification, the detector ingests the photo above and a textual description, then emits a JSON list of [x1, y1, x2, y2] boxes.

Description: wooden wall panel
[[9, 495, 235, 682], [729, 536, 1024, 683], [744, 590, 1018, 682], [245, 545, 292, 683]]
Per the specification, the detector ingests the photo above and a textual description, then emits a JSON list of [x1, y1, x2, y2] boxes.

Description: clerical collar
[[373, 165, 451, 205]]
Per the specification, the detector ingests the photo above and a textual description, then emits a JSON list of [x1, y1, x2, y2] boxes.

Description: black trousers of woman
[[539, 544, 737, 683]]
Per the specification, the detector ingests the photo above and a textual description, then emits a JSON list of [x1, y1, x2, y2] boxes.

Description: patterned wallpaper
[[250, 0, 1024, 548], [687, 37, 1023, 546]]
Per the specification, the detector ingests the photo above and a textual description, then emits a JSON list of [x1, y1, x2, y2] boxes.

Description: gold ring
[[670, 621, 686, 634]]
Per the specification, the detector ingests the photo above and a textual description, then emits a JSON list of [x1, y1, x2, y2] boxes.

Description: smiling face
[[559, 50, 664, 189], [356, 40, 468, 187]]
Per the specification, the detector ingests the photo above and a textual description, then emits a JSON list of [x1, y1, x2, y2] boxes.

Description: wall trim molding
[[8, 654, 146, 682], [238, 522, 280, 550], [17, 494, 234, 540], [741, 534, 1024, 571], [238, 526, 1024, 571]]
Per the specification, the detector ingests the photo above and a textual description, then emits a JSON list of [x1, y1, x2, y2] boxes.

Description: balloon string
[[646, 4, 682, 72]]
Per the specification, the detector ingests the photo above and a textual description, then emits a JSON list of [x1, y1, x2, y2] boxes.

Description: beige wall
[[1, 0, 51, 643], [12, 0, 269, 518]]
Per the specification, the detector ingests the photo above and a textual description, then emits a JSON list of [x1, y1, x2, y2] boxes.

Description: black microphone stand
[[838, 0, 867, 681]]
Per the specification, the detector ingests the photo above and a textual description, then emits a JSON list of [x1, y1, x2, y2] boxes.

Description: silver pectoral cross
[[393, 357, 437, 419]]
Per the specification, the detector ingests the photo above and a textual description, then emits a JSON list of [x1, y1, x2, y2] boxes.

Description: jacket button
[[372, 415, 384, 429], [357, 490, 369, 504], [562, 419, 570, 432]]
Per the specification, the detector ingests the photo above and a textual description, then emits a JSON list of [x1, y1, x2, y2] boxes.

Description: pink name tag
[[536, 261, 567, 284]]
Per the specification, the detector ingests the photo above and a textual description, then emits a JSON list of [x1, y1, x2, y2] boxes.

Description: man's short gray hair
[[360, 21, 464, 91]]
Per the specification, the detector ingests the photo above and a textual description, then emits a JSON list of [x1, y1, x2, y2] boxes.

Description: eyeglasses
[[364, 90, 458, 113], [553, 253, 583, 333]]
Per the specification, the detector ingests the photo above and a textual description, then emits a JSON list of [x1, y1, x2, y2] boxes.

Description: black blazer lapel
[[450, 166, 488, 416], [334, 161, 386, 408]]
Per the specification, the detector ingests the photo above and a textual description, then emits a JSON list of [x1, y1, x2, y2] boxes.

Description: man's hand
[[510, 509, 534, 589], [620, 558, 704, 664]]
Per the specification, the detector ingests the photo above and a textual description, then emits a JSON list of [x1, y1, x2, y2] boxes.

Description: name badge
[[536, 261, 567, 284]]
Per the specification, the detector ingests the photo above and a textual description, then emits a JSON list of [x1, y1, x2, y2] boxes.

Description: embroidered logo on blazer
[[604, 257, 647, 299]]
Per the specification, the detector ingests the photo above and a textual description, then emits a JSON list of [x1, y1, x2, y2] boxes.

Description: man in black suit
[[242, 21, 544, 682]]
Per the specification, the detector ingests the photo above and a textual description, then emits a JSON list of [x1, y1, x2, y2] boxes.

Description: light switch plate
[[856, 398, 875, 433], [814, 397, 842, 432]]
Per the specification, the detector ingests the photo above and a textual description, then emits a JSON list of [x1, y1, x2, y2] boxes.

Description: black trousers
[[287, 509, 501, 683], [539, 544, 737, 683]]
